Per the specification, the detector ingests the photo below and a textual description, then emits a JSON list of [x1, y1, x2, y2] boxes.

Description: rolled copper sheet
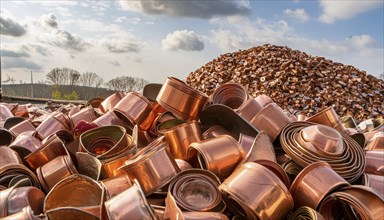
[[175, 159, 193, 171], [364, 150, 384, 176], [168, 169, 223, 212], [319, 185, 384, 220], [365, 132, 384, 150], [44, 174, 104, 219], [288, 206, 325, 220], [203, 125, 232, 140], [119, 142, 179, 196], [9, 131, 41, 159], [254, 94, 273, 108], [250, 102, 291, 141], [156, 77, 208, 121], [189, 135, 245, 180], [36, 155, 78, 192], [104, 180, 157, 220], [280, 121, 365, 183], [0, 128, 13, 146], [3, 117, 26, 130], [113, 91, 155, 131], [361, 173, 384, 195], [219, 162, 293, 220], [165, 121, 203, 162], [238, 131, 276, 164], [92, 110, 125, 127], [237, 98, 263, 122], [211, 82, 249, 111], [99, 91, 125, 113], [100, 173, 132, 200], [0, 186, 45, 217], [306, 106, 346, 133], [70, 106, 98, 128], [0, 104, 14, 121], [36, 112, 72, 140], [9, 120, 36, 138], [24, 134, 68, 171], [255, 160, 291, 189], [289, 161, 349, 210]]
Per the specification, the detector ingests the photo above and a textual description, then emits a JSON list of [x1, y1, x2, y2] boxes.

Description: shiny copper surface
[[361, 173, 384, 195], [119, 143, 179, 195], [100, 173, 132, 199], [238, 131, 276, 164], [156, 117, 184, 135], [101, 153, 133, 178], [254, 94, 273, 107], [237, 98, 263, 122], [143, 83, 163, 102], [24, 134, 68, 171], [36, 155, 78, 192], [237, 133, 255, 155], [175, 159, 193, 171], [99, 91, 125, 113], [0, 128, 13, 146], [255, 160, 291, 189], [9, 131, 41, 158], [168, 169, 223, 212], [75, 152, 102, 181], [365, 132, 384, 150], [36, 112, 72, 140], [156, 77, 209, 121], [288, 206, 325, 220], [289, 161, 349, 210], [165, 121, 203, 162], [70, 106, 98, 128], [250, 102, 291, 141], [113, 91, 155, 131], [299, 125, 344, 155], [9, 120, 36, 138], [46, 207, 99, 220], [319, 185, 384, 220], [92, 110, 125, 127], [188, 135, 245, 180], [364, 150, 384, 175], [219, 162, 293, 220], [211, 82, 249, 111], [3, 117, 26, 130], [14, 104, 29, 118], [1, 206, 40, 220], [104, 180, 157, 220], [306, 106, 346, 133], [280, 121, 365, 183], [202, 125, 232, 140], [0, 104, 14, 121]]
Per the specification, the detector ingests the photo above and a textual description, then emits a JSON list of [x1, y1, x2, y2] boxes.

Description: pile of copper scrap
[[186, 44, 384, 121], [1, 77, 383, 220]]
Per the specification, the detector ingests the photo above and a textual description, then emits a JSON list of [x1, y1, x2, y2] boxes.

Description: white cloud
[[119, 0, 251, 19], [39, 30, 91, 52], [3, 57, 43, 70], [41, 13, 58, 28], [76, 19, 123, 32], [98, 32, 142, 53], [319, 0, 383, 24], [0, 13, 27, 37], [284, 8, 310, 23], [162, 30, 204, 51]]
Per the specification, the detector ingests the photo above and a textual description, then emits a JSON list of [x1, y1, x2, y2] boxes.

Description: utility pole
[[31, 71, 34, 98]]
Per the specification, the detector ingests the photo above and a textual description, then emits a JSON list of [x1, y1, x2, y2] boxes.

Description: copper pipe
[[188, 135, 245, 180], [99, 91, 125, 113], [306, 106, 346, 133], [156, 77, 208, 121], [164, 121, 203, 162]]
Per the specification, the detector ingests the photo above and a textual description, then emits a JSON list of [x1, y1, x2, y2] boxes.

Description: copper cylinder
[[361, 173, 384, 195], [306, 106, 346, 133], [254, 94, 273, 107], [0, 104, 14, 121], [101, 153, 133, 178], [36, 112, 72, 140], [211, 82, 249, 111], [70, 106, 98, 128], [203, 125, 232, 140], [9, 120, 36, 138], [119, 143, 179, 195], [189, 135, 245, 180], [92, 110, 125, 127], [289, 161, 349, 210], [44, 174, 104, 219], [9, 131, 41, 158], [164, 121, 203, 162], [365, 150, 384, 176], [365, 132, 384, 150], [104, 180, 157, 220], [288, 206, 325, 220], [0, 128, 13, 146], [237, 98, 263, 122], [168, 169, 224, 212], [24, 134, 68, 171], [219, 162, 293, 220], [113, 91, 155, 131], [0, 186, 45, 217], [3, 117, 26, 130], [319, 185, 384, 220], [156, 77, 208, 121], [1, 206, 38, 220], [250, 102, 291, 141], [255, 160, 291, 189], [36, 155, 78, 192], [100, 173, 132, 199], [99, 92, 125, 113]]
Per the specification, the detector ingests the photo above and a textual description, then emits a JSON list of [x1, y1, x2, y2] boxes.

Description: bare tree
[[80, 72, 104, 99], [105, 76, 148, 92], [46, 68, 65, 85]]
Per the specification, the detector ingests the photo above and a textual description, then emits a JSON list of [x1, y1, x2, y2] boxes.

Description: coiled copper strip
[[156, 77, 209, 121], [289, 161, 349, 210], [280, 121, 365, 183], [114, 92, 156, 131], [219, 162, 293, 220], [306, 106, 346, 133], [288, 206, 325, 220], [319, 185, 384, 220], [168, 169, 223, 212], [211, 82, 249, 111]]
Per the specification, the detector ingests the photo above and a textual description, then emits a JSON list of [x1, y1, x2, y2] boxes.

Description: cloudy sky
[[1, 0, 383, 85]]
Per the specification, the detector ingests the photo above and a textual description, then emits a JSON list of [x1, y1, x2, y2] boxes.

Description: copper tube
[[119, 142, 179, 195], [0, 128, 13, 146], [44, 174, 105, 219], [36, 112, 72, 140], [319, 185, 384, 220], [202, 125, 232, 140], [9, 120, 36, 138], [188, 135, 245, 180], [200, 104, 259, 140], [250, 102, 291, 142], [364, 150, 384, 176], [289, 161, 349, 210], [0, 186, 45, 217], [99, 91, 125, 113], [92, 110, 125, 127], [113, 91, 155, 131], [0, 104, 14, 121], [24, 134, 68, 171], [288, 206, 325, 220], [104, 180, 157, 220], [238, 131, 276, 164], [100, 173, 132, 199], [36, 155, 78, 192], [156, 77, 209, 121], [361, 173, 384, 195], [211, 82, 249, 111], [70, 106, 98, 128], [168, 169, 223, 212], [164, 121, 203, 162], [9, 131, 41, 158], [306, 106, 346, 133], [219, 162, 293, 220]]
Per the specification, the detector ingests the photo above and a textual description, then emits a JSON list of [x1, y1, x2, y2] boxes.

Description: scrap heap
[[187, 44, 384, 121]]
